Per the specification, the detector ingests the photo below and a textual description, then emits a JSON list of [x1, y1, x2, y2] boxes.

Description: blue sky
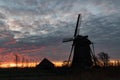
[[0, 0, 120, 61]]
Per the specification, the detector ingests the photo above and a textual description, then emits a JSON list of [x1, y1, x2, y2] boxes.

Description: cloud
[[0, 0, 119, 61], [80, 13, 120, 58]]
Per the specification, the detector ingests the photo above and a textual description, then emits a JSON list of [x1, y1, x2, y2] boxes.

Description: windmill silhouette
[[63, 14, 94, 68]]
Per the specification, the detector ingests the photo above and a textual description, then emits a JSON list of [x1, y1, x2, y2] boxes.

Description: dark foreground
[[0, 67, 120, 80]]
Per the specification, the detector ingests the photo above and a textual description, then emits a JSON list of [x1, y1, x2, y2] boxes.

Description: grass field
[[0, 67, 120, 80]]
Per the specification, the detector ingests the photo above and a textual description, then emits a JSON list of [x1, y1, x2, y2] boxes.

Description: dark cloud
[[80, 13, 120, 58], [0, 0, 119, 61]]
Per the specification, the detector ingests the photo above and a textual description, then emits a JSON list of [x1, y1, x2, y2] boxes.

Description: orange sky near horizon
[[0, 60, 120, 68], [0, 61, 63, 68]]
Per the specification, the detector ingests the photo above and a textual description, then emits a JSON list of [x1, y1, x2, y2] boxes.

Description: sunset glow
[[0, 61, 63, 68], [0, 60, 119, 68], [0, 62, 39, 68], [53, 61, 63, 67]]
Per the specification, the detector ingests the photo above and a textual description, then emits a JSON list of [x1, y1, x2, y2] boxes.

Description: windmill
[[63, 14, 94, 68]]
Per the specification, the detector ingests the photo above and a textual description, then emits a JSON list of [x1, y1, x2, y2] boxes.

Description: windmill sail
[[63, 38, 73, 42], [67, 14, 82, 65], [74, 14, 81, 37]]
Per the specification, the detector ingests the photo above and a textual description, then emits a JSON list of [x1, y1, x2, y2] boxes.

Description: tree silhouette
[[14, 54, 18, 67], [98, 52, 110, 67], [62, 60, 69, 67]]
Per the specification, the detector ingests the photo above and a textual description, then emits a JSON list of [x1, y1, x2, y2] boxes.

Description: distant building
[[36, 58, 55, 69]]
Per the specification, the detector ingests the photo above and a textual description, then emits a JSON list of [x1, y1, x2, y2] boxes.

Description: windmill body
[[71, 35, 93, 68]]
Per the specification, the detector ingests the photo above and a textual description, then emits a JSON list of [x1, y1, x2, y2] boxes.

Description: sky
[[0, 0, 120, 62]]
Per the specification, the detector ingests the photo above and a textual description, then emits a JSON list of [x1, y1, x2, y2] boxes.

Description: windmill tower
[[63, 14, 94, 68]]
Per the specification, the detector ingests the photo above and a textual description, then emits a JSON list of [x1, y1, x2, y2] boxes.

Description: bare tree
[[15, 54, 18, 67], [98, 52, 110, 67], [62, 60, 69, 67]]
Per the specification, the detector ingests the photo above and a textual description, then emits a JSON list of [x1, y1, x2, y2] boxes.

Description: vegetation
[[98, 52, 110, 67]]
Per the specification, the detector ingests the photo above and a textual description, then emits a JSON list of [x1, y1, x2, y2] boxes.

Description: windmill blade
[[67, 44, 74, 65], [90, 43, 97, 66], [63, 38, 73, 42], [67, 14, 82, 65], [74, 14, 82, 37]]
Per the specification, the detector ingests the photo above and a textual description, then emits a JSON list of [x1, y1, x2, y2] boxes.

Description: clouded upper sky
[[0, 0, 120, 62]]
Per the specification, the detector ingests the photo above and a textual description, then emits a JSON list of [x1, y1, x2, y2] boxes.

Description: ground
[[0, 67, 120, 80]]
